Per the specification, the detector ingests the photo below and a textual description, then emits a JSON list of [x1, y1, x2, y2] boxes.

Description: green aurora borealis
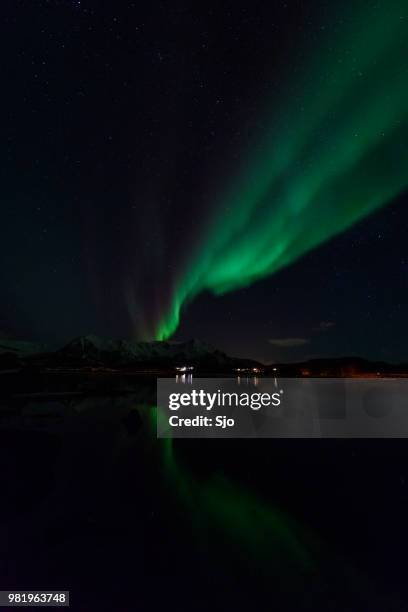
[[155, 1, 408, 340], [152, 406, 315, 570]]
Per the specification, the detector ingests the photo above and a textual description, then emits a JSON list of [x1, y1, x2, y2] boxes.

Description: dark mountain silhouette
[[265, 356, 408, 377], [0, 336, 407, 376], [0, 335, 261, 371]]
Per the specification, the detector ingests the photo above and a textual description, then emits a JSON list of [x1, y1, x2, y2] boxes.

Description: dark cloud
[[319, 321, 336, 330]]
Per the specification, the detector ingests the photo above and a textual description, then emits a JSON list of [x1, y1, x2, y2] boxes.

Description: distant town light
[[235, 366, 264, 375], [175, 365, 194, 372]]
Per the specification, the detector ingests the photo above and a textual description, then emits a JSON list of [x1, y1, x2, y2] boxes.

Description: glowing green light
[[152, 406, 313, 568], [155, 1, 408, 340]]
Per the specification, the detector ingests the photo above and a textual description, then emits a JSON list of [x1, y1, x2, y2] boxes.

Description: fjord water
[[0, 377, 407, 610]]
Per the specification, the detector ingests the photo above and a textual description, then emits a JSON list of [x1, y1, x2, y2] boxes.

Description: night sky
[[1, 0, 407, 363]]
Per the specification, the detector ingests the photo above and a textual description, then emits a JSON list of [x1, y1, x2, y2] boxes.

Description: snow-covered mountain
[[56, 335, 253, 368], [0, 334, 261, 371]]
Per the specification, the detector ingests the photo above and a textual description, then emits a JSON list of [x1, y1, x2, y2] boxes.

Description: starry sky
[[1, 0, 407, 363]]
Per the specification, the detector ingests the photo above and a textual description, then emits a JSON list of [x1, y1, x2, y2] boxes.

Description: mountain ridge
[[0, 335, 260, 370], [0, 335, 407, 375]]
